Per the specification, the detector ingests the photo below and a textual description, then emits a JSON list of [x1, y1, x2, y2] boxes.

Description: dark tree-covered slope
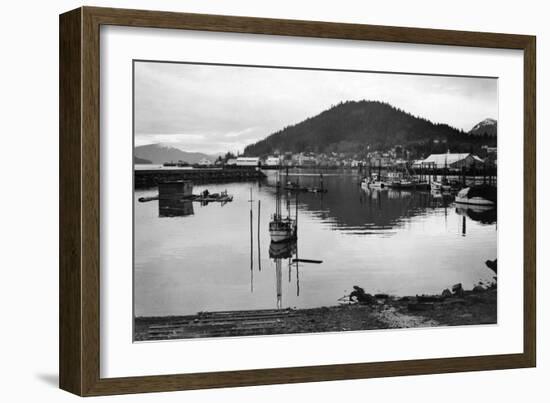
[[244, 100, 495, 157]]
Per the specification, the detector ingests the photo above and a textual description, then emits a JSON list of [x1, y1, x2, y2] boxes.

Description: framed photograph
[[59, 6, 536, 396]]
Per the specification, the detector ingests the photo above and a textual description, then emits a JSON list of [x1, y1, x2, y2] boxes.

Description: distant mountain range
[[134, 156, 152, 164], [134, 143, 221, 164], [243, 100, 497, 157], [468, 118, 497, 137]]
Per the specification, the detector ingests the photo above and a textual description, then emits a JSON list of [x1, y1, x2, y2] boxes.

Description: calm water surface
[[134, 170, 497, 317]]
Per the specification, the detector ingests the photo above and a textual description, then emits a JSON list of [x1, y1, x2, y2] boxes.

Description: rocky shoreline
[[135, 283, 497, 341]]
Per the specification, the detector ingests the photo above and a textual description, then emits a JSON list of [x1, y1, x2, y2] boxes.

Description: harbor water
[[134, 170, 497, 317]]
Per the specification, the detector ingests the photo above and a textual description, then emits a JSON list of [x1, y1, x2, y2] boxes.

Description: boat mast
[[257, 199, 261, 272], [275, 172, 281, 219]]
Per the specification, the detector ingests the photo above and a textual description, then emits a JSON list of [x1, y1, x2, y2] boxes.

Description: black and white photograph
[[133, 61, 498, 341]]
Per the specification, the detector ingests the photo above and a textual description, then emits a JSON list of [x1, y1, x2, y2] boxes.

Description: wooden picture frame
[[59, 6, 536, 396]]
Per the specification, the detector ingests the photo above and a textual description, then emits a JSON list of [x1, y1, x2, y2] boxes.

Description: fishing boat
[[389, 177, 415, 189], [269, 179, 297, 243], [283, 174, 327, 193], [362, 160, 389, 189], [269, 217, 297, 243], [284, 182, 327, 193], [386, 166, 417, 189], [455, 185, 497, 206], [360, 173, 387, 189], [396, 179, 416, 189], [431, 180, 451, 192], [368, 180, 387, 189], [413, 180, 431, 191]]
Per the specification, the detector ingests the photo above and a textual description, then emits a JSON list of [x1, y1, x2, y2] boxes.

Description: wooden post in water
[[276, 258, 282, 309], [295, 191, 299, 296], [249, 188, 253, 291], [296, 254, 300, 297], [257, 200, 261, 272], [288, 259, 291, 283]]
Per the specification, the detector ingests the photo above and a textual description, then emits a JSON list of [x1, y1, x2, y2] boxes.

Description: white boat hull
[[455, 196, 495, 206], [368, 181, 386, 189], [432, 182, 451, 192]]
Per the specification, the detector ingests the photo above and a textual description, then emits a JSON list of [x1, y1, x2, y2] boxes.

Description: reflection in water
[[158, 199, 194, 217], [135, 170, 497, 317], [455, 205, 497, 225], [269, 241, 297, 309]]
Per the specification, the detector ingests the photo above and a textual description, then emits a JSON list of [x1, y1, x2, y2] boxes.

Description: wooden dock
[[144, 309, 295, 339], [135, 168, 265, 188]]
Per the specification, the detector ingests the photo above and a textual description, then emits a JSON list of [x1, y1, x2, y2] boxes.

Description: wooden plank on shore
[[145, 310, 294, 327], [199, 308, 293, 316], [200, 311, 294, 319], [147, 325, 286, 339], [148, 324, 286, 338], [144, 308, 296, 339], [148, 319, 284, 331]]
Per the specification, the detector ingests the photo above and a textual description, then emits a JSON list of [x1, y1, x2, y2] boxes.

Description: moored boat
[[270, 177, 298, 243], [431, 181, 451, 192], [386, 169, 417, 189], [454, 185, 497, 206], [269, 218, 297, 243], [283, 175, 327, 193], [392, 179, 415, 189], [414, 181, 431, 191], [369, 180, 387, 189], [360, 175, 386, 189]]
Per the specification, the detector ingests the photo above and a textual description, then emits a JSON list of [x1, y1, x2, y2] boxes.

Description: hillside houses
[[220, 149, 491, 170]]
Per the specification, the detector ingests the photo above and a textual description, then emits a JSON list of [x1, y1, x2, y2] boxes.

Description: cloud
[[134, 61, 497, 154]]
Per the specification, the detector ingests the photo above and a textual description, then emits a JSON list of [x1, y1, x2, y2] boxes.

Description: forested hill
[[244, 100, 494, 157]]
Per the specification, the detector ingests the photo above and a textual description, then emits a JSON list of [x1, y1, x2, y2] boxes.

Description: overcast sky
[[134, 61, 497, 155]]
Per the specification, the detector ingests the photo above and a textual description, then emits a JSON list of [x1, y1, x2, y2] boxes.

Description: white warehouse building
[[226, 157, 260, 167], [416, 153, 485, 170]]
